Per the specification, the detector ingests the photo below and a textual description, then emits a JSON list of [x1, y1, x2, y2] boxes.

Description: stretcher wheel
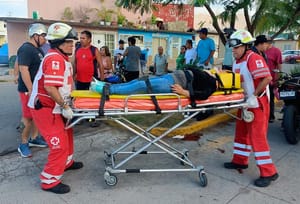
[[242, 110, 254, 123], [180, 150, 189, 165], [104, 151, 115, 166], [198, 170, 208, 187], [104, 172, 118, 186]]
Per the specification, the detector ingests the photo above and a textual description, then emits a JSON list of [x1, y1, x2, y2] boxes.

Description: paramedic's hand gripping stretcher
[[68, 68, 250, 187]]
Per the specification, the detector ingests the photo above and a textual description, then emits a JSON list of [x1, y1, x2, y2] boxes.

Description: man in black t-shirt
[[17, 23, 48, 158]]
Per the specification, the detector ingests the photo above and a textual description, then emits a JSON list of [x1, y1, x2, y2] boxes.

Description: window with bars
[[105, 33, 115, 56]]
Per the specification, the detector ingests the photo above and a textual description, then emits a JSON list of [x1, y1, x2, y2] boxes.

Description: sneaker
[[28, 136, 48, 148], [42, 183, 70, 194], [254, 173, 279, 187], [224, 162, 248, 169], [18, 143, 32, 158], [65, 161, 84, 171]]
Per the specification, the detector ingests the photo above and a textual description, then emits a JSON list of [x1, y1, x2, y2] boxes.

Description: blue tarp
[[0, 43, 8, 65]]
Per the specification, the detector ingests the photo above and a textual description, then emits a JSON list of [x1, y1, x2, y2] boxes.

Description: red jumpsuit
[[28, 49, 75, 189], [232, 50, 277, 177]]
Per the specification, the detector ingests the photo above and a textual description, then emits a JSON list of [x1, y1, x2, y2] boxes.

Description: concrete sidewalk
[[0, 113, 299, 204]]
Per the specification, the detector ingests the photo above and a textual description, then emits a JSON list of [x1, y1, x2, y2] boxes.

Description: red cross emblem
[[50, 137, 60, 146], [54, 25, 60, 31]]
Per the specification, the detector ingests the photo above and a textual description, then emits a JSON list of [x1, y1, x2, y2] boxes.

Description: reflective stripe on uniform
[[234, 142, 252, 150], [254, 151, 270, 157], [233, 149, 251, 157], [66, 154, 73, 166], [41, 171, 62, 181], [256, 159, 273, 165], [40, 179, 59, 184]]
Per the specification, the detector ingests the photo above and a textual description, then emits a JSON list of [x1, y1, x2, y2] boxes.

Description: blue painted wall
[[117, 28, 194, 59]]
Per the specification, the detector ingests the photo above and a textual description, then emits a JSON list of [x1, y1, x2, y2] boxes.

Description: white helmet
[[46, 22, 78, 41], [229, 30, 256, 48], [28, 23, 47, 37]]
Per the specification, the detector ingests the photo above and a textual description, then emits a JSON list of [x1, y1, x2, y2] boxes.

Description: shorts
[[19, 92, 32, 119]]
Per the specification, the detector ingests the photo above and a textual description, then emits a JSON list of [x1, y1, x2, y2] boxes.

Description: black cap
[[119, 40, 125, 44], [197, 28, 208, 35], [255, 35, 268, 44], [223, 28, 236, 35]]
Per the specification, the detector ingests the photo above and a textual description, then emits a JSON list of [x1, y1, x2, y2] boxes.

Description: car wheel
[[289, 58, 296, 64]]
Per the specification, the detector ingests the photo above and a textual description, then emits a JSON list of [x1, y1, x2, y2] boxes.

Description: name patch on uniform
[[255, 60, 264, 68], [52, 61, 60, 70]]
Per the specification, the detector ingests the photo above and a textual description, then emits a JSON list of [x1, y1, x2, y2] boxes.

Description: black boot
[[65, 161, 84, 171], [254, 173, 279, 187], [43, 183, 70, 194], [224, 162, 248, 169]]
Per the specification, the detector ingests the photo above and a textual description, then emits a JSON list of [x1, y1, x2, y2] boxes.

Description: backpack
[[75, 44, 99, 79], [214, 71, 241, 94]]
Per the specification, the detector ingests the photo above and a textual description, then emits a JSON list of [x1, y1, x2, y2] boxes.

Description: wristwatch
[[61, 101, 68, 108]]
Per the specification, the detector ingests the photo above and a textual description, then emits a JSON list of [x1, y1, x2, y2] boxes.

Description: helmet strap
[[237, 45, 248, 60], [57, 47, 72, 56], [33, 35, 41, 48]]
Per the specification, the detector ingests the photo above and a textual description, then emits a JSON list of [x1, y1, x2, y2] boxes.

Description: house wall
[[6, 22, 29, 56], [153, 4, 194, 29], [118, 29, 194, 69], [27, 0, 151, 24], [273, 40, 299, 52], [6, 20, 118, 58]]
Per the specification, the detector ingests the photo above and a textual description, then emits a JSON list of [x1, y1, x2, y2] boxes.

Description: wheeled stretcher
[[68, 89, 248, 187]]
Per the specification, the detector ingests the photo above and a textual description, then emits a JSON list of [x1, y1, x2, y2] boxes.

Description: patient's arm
[[171, 84, 190, 97]]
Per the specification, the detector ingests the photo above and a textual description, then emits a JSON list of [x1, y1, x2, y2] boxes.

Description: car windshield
[[282, 50, 300, 55]]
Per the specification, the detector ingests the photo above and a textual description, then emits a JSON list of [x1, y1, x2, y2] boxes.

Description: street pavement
[[0, 64, 300, 203], [0, 80, 21, 155], [0, 108, 299, 204]]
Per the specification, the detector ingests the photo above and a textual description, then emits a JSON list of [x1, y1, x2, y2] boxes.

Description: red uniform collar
[[236, 50, 253, 63], [47, 49, 69, 61]]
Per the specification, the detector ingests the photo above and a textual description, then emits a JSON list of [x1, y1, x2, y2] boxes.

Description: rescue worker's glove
[[62, 106, 73, 119], [246, 95, 259, 108]]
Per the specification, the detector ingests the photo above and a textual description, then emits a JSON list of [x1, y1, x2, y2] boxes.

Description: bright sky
[[0, 0, 28, 18]]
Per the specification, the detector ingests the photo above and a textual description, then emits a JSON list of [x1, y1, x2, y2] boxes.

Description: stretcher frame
[[67, 93, 248, 187]]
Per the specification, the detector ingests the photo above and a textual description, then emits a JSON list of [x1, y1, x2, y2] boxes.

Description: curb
[[150, 109, 237, 137]]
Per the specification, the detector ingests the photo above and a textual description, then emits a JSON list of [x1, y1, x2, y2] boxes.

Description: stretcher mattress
[[71, 90, 245, 111]]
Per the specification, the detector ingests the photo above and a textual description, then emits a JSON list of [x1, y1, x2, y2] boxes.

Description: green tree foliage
[[115, 0, 300, 45]]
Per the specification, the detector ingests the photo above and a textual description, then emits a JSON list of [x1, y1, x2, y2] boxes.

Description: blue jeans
[[110, 74, 175, 95]]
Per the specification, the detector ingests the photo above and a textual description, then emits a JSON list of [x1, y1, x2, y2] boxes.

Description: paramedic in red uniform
[[74, 30, 104, 90], [28, 22, 83, 194], [224, 30, 279, 187]]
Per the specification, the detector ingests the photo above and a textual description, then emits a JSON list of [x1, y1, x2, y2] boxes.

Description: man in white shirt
[[184, 39, 197, 65]]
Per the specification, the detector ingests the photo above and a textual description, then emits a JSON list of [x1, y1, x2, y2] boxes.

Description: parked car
[[282, 50, 300, 64]]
